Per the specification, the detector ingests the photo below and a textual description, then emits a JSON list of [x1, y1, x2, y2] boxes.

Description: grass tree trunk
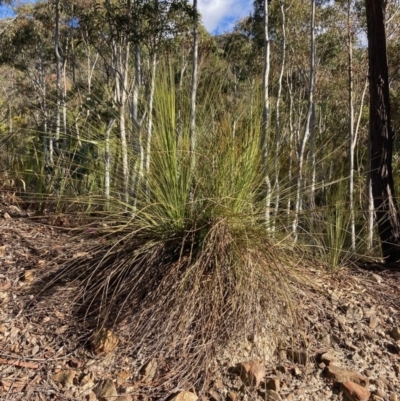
[[366, 0, 400, 263], [262, 0, 271, 230], [190, 0, 198, 171], [293, 0, 316, 240]]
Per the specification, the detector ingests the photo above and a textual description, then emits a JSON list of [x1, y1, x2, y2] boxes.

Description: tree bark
[[262, 0, 271, 229], [293, 0, 315, 240], [365, 0, 400, 262], [189, 0, 198, 171]]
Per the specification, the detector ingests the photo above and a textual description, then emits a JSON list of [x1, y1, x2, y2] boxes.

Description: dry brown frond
[[33, 218, 307, 395]]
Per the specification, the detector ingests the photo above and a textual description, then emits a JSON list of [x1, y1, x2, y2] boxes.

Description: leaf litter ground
[[0, 199, 400, 401]]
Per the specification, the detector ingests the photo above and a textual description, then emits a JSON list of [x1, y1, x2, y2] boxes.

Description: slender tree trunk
[[190, 0, 198, 171], [62, 48, 68, 150], [273, 0, 286, 232], [366, 0, 400, 262], [54, 0, 62, 154], [145, 52, 157, 196], [112, 39, 130, 205], [293, 0, 316, 239], [287, 68, 294, 216], [262, 0, 272, 229], [131, 40, 143, 207], [105, 118, 116, 210], [310, 103, 316, 209], [348, 0, 356, 251]]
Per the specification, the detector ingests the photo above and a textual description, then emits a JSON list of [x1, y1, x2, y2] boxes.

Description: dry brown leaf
[[0, 245, 7, 257], [24, 270, 35, 282], [31, 345, 40, 356], [91, 328, 119, 355], [1, 379, 26, 392], [0, 281, 11, 291], [0, 358, 39, 369]]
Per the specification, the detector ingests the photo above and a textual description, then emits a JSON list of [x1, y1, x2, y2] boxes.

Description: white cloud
[[192, 0, 253, 33]]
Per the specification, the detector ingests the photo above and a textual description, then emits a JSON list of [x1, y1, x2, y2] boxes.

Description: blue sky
[[195, 0, 253, 33], [1, 0, 254, 34]]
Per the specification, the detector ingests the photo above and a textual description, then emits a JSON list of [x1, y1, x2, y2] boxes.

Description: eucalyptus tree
[[365, 0, 400, 263], [0, 2, 59, 165], [189, 0, 198, 171], [292, 0, 316, 239]]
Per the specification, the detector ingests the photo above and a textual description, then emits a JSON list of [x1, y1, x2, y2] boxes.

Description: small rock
[[213, 379, 224, 390], [266, 389, 282, 401], [293, 366, 302, 377], [371, 273, 382, 283], [24, 270, 35, 282], [3, 212, 11, 219], [31, 345, 40, 356], [345, 339, 359, 352], [266, 377, 280, 392], [209, 389, 220, 401], [375, 388, 386, 399], [389, 394, 398, 401], [170, 391, 198, 401], [95, 379, 118, 401], [389, 327, 400, 341], [226, 391, 237, 401], [341, 381, 371, 401], [237, 360, 265, 387], [53, 369, 76, 389], [320, 350, 338, 365], [324, 365, 369, 387], [79, 373, 95, 392], [369, 316, 380, 329], [91, 328, 119, 355], [371, 396, 384, 401], [69, 357, 83, 368], [140, 358, 157, 383]]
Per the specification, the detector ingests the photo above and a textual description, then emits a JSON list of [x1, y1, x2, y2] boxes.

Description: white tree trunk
[[348, 0, 356, 251], [262, 0, 271, 229], [54, 0, 62, 153], [145, 53, 157, 196], [190, 0, 198, 171], [293, 0, 316, 240], [273, 0, 286, 231], [105, 118, 116, 210]]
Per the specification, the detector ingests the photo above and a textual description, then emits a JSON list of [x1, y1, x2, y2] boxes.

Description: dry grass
[[32, 214, 311, 393]]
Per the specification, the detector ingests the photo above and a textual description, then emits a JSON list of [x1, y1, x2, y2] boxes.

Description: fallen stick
[[0, 358, 39, 369]]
